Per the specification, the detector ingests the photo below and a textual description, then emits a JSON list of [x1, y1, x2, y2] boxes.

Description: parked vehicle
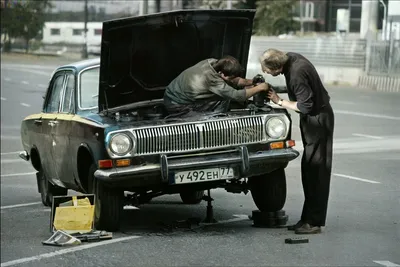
[[19, 9, 299, 231]]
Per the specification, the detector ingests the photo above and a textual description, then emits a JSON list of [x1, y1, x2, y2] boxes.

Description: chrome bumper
[[94, 146, 300, 183]]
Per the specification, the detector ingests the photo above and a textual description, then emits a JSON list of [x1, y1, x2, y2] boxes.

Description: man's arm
[[209, 82, 269, 103], [230, 77, 254, 87]]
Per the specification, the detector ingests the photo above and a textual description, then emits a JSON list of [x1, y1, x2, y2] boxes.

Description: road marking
[[1, 97, 6, 101], [200, 214, 249, 225], [0, 151, 20, 155], [1, 202, 42, 210], [333, 173, 381, 184], [352, 133, 384, 140], [1, 172, 36, 178], [373, 261, 400, 267], [335, 110, 400, 121], [1, 159, 27, 164], [333, 100, 355, 105], [0, 235, 141, 267], [38, 84, 47, 88], [21, 81, 29, 85], [0, 135, 21, 140], [4, 78, 11, 81], [20, 103, 31, 107]]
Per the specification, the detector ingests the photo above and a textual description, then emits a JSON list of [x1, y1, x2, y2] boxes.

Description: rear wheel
[[88, 164, 123, 231], [249, 168, 287, 212], [37, 169, 68, 207], [180, 190, 204, 204]]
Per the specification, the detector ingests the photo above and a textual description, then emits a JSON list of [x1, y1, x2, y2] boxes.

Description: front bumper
[[94, 146, 300, 185]]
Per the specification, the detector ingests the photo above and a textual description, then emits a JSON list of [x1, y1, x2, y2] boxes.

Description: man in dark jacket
[[164, 55, 269, 115], [259, 48, 335, 234]]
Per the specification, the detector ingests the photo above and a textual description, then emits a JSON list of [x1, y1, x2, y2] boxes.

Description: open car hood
[[98, 9, 256, 112]]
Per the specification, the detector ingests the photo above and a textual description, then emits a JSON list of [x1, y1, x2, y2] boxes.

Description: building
[[42, 22, 102, 45]]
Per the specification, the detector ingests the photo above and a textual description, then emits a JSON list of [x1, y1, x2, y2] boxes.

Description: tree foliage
[[253, 0, 300, 36], [1, 0, 52, 52]]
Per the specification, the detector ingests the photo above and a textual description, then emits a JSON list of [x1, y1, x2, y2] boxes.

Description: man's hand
[[267, 88, 280, 104]]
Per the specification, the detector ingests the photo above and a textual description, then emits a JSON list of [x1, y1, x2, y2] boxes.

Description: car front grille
[[133, 116, 266, 155]]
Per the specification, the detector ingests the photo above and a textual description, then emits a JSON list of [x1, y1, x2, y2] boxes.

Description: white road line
[[1, 202, 42, 210], [333, 100, 355, 105], [1, 172, 36, 178], [335, 110, 400, 121], [4, 78, 11, 81], [352, 133, 384, 140], [373, 261, 400, 267], [20, 103, 31, 107], [1, 97, 6, 101], [200, 214, 249, 225], [21, 81, 29, 85], [0, 235, 141, 267], [1, 159, 26, 164], [0, 135, 21, 140], [0, 151, 20, 155], [38, 84, 47, 88], [333, 173, 381, 184]]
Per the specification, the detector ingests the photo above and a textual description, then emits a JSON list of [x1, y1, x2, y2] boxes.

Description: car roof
[[56, 57, 100, 72]]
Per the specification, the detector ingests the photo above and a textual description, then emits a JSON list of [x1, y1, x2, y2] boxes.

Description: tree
[[1, 0, 52, 52], [253, 0, 300, 36]]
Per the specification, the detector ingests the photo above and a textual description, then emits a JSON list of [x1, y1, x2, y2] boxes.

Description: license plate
[[174, 167, 234, 184]]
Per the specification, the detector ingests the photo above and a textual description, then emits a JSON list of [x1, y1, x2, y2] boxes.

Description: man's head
[[259, 48, 288, 76], [212, 55, 243, 82]]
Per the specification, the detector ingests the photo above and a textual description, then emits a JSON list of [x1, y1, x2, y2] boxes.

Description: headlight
[[109, 133, 132, 155], [266, 117, 286, 139]]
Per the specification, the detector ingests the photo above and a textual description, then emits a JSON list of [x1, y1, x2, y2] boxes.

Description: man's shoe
[[287, 220, 304, 231], [295, 223, 321, 234]]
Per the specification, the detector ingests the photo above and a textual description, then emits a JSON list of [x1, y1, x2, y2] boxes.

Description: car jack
[[202, 189, 217, 223]]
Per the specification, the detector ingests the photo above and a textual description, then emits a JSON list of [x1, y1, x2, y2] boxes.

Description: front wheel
[[88, 164, 123, 231], [248, 168, 287, 212], [37, 169, 68, 207]]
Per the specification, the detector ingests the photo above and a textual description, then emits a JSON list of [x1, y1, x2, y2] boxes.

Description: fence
[[249, 36, 366, 68], [366, 40, 400, 77]]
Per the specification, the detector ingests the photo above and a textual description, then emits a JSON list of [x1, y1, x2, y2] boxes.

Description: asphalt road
[[1, 54, 400, 267]]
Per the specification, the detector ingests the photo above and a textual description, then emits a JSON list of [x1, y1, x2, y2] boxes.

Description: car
[[19, 9, 300, 231]]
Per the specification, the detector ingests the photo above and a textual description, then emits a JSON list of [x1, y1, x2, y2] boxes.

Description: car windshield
[[79, 67, 99, 109]]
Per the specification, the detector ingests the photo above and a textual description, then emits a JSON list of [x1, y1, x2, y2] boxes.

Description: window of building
[[51, 28, 60, 35], [73, 29, 83, 36]]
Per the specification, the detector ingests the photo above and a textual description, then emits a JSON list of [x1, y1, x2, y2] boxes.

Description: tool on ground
[[50, 194, 95, 234]]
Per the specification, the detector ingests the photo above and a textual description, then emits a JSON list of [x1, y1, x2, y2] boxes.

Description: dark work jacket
[[282, 52, 331, 115]]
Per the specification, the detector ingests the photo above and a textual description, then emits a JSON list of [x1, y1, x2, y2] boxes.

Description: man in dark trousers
[[259, 48, 335, 234]]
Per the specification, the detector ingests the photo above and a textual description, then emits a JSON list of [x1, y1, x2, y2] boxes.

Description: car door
[[41, 70, 66, 185], [52, 70, 76, 187]]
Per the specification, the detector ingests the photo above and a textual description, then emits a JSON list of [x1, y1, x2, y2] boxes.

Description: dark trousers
[[299, 104, 335, 226]]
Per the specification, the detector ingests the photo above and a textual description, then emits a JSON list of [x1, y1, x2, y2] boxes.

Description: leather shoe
[[295, 223, 321, 234], [287, 220, 303, 231]]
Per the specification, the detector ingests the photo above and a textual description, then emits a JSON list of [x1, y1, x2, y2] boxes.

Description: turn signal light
[[115, 159, 131, 167], [98, 159, 113, 169], [286, 140, 296, 147], [270, 141, 284, 149]]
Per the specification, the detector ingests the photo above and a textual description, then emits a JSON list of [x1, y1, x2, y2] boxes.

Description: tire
[[88, 164, 123, 232], [180, 190, 204, 204], [37, 169, 68, 207], [249, 168, 287, 212]]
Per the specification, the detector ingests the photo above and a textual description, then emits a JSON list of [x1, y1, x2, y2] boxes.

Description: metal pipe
[[379, 0, 387, 40], [227, 0, 232, 9]]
